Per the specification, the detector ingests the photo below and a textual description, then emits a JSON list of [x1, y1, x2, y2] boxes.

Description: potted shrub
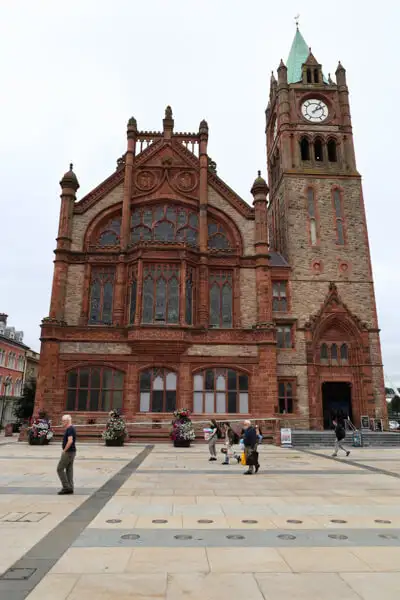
[[28, 411, 53, 445], [102, 410, 128, 446], [171, 409, 195, 448]]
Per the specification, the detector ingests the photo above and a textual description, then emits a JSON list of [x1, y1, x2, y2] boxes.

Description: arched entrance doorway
[[322, 381, 352, 429]]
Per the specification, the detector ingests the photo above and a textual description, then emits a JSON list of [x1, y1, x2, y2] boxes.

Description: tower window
[[276, 325, 294, 349], [314, 69, 319, 83], [307, 188, 318, 246], [333, 189, 346, 245], [300, 138, 310, 161], [328, 139, 337, 162], [314, 139, 323, 162], [272, 281, 288, 312], [320, 343, 328, 361], [306, 68, 312, 83]]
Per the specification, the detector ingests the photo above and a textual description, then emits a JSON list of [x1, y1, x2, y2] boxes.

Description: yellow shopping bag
[[240, 452, 246, 466]]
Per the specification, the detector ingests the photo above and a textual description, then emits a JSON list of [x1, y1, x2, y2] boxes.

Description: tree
[[388, 394, 400, 416], [13, 379, 36, 421]]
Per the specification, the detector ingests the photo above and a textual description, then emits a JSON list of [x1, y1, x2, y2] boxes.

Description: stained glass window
[[131, 205, 198, 246], [207, 221, 231, 250], [193, 368, 249, 413], [185, 268, 194, 325], [66, 367, 124, 411], [139, 368, 177, 412], [209, 271, 233, 328], [142, 265, 180, 324], [129, 269, 137, 325], [97, 218, 121, 247], [88, 268, 115, 325]]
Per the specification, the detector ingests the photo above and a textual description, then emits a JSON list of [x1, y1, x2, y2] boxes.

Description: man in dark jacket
[[332, 418, 350, 458], [243, 420, 259, 475]]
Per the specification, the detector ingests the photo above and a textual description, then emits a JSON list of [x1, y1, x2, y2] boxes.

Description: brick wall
[[60, 342, 131, 354], [239, 268, 257, 327], [64, 264, 85, 325], [186, 344, 258, 357]]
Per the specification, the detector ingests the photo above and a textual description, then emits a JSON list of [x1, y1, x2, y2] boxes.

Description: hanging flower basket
[[102, 410, 128, 446], [28, 413, 53, 446], [171, 408, 195, 447]]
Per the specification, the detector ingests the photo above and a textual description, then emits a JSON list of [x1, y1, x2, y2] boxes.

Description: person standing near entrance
[[243, 420, 259, 474], [332, 418, 350, 458], [57, 414, 76, 494]]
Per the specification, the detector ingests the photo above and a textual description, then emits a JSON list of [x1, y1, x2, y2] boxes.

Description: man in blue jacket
[[243, 420, 259, 475]]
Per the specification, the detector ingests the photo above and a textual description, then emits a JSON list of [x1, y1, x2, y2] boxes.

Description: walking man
[[332, 418, 350, 458], [243, 420, 259, 475], [57, 414, 76, 495]]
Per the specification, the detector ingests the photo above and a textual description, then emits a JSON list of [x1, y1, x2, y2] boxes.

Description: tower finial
[[294, 13, 300, 29], [69, 163, 73, 171]]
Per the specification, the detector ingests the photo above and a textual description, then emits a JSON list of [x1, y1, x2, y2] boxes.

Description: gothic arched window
[[313, 68, 319, 83], [320, 343, 328, 360], [193, 368, 249, 413], [139, 368, 177, 412], [142, 264, 180, 324], [89, 268, 115, 325], [314, 138, 324, 162], [327, 139, 337, 162], [300, 137, 310, 161], [131, 205, 199, 246], [306, 68, 312, 83], [128, 267, 137, 325], [340, 343, 349, 362], [331, 343, 338, 362], [66, 367, 124, 411], [207, 221, 231, 250], [209, 271, 233, 328], [307, 188, 318, 246]]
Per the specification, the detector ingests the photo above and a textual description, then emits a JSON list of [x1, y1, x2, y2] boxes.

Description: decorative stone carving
[[135, 170, 156, 191]]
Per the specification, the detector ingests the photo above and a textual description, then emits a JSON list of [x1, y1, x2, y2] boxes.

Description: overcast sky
[[0, 1, 399, 384]]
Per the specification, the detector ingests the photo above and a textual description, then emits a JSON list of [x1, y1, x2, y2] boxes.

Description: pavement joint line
[[0, 445, 154, 598], [299, 448, 400, 480]]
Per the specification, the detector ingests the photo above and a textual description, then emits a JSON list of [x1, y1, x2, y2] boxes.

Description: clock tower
[[266, 26, 386, 428]]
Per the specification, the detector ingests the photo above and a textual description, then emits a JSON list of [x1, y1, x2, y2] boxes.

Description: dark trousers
[[57, 451, 76, 491]]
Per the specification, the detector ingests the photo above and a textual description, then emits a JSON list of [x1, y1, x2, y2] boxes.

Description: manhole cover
[[375, 519, 392, 524], [2, 568, 36, 580], [330, 519, 347, 524], [287, 519, 303, 524], [106, 519, 122, 524], [242, 519, 258, 524], [152, 519, 168, 524], [328, 534, 348, 540], [120, 534, 140, 540], [379, 534, 398, 540], [278, 534, 296, 540], [226, 534, 245, 540], [198, 519, 214, 524], [174, 535, 193, 540]]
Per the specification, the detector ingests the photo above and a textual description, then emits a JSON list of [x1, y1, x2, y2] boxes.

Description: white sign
[[281, 428, 292, 447]]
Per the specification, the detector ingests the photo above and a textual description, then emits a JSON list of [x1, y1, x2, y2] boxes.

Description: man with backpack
[[332, 418, 350, 458]]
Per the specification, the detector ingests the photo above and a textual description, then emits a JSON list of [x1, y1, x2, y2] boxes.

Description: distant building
[[0, 313, 29, 426], [25, 349, 40, 385]]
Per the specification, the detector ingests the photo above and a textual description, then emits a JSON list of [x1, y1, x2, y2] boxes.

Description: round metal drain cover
[[379, 534, 398, 540], [278, 534, 296, 540], [226, 534, 245, 540], [106, 519, 122, 524], [287, 519, 303, 524], [121, 534, 140, 540], [152, 519, 168, 524], [198, 519, 214, 524], [174, 535, 193, 540], [375, 519, 392, 524], [242, 519, 258, 524], [328, 534, 348, 540], [331, 519, 347, 524]]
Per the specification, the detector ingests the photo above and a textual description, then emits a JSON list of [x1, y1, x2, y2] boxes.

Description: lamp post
[[0, 381, 11, 432]]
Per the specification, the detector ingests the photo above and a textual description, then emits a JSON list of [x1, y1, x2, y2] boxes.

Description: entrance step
[[291, 430, 400, 448]]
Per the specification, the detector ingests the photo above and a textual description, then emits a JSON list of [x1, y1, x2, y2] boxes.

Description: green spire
[[286, 27, 309, 84]]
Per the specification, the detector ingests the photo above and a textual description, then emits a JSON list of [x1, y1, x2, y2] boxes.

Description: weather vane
[[295, 14, 300, 28]]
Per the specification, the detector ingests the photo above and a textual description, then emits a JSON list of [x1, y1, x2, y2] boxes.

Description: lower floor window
[[278, 381, 294, 414], [66, 367, 124, 411], [193, 368, 249, 413], [139, 368, 177, 412]]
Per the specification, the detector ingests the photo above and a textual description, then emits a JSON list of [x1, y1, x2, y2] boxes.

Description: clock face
[[301, 99, 328, 122]]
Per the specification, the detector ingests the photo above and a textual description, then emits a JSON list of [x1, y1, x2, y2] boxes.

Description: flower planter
[[105, 438, 125, 447], [28, 437, 49, 446], [173, 440, 191, 448]]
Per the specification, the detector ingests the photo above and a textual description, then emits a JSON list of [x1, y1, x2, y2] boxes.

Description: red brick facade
[[35, 44, 386, 430]]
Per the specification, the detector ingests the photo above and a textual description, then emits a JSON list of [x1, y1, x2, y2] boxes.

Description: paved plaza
[[1, 440, 400, 598]]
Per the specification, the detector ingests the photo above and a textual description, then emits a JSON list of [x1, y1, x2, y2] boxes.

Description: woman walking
[[221, 422, 240, 465], [243, 420, 259, 475], [206, 419, 220, 461]]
